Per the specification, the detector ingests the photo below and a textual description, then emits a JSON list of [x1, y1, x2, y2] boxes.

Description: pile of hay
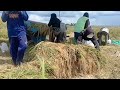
[[27, 42, 105, 79], [95, 46, 120, 79]]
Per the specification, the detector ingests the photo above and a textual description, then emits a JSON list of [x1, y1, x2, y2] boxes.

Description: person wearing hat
[[48, 13, 63, 43], [97, 27, 111, 45]]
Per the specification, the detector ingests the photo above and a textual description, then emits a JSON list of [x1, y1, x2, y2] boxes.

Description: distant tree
[[70, 23, 75, 26]]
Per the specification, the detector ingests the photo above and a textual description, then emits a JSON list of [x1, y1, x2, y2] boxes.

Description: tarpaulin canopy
[[24, 20, 49, 43]]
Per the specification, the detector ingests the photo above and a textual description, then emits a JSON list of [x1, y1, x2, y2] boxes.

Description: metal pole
[[59, 11, 60, 20]]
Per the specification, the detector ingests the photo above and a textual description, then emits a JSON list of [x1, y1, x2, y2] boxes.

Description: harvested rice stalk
[[27, 42, 104, 78]]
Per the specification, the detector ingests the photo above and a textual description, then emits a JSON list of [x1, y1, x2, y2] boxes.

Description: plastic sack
[[0, 42, 9, 53], [107, 39, 111, 44], [83, 40, 95, 47], [87, 33, 94, 38], [60, 22, 67, 32]]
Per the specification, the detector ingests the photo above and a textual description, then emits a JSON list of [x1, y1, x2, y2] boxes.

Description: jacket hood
[[51, 13, 57, 19]]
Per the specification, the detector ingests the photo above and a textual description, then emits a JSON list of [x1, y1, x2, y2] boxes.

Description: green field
[[67, 25, 120, 40]]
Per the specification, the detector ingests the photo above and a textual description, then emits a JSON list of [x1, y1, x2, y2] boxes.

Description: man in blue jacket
[[1, 11, 29, 66]]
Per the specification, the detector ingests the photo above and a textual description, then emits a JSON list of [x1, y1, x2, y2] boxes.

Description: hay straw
[[36, 55, 46, 79], [27, 42, 104, 79]]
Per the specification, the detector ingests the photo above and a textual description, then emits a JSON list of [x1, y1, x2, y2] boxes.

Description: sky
[[0, 11, 120, 26]]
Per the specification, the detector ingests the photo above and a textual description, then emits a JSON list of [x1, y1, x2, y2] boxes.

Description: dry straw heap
[[27, 42, 105, 79]]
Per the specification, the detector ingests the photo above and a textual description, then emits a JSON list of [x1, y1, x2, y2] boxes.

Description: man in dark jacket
[[77, 26, 100, 50], [48, 13, 62, 43], [1, 11, 29, 66]]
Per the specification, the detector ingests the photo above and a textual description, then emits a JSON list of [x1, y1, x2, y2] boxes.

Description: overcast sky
[[0, 11, 120, 26]]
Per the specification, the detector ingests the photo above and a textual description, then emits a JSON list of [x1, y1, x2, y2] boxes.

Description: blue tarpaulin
[[31, 28, 38, 33], [25, 20, 47, 43], [32, 36, 46, 43]]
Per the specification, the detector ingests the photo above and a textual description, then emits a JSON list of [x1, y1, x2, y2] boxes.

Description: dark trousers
[[10, 31, 28, 65], [74, 32, 83, 43], [49, 27, 61, 43]]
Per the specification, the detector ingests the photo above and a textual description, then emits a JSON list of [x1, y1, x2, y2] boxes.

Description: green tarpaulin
[[112, 40, 120, 46]]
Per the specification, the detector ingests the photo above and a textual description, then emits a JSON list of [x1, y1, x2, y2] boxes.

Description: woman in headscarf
[[48, 13, 63, 43], [97, 27, 110, 45]]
